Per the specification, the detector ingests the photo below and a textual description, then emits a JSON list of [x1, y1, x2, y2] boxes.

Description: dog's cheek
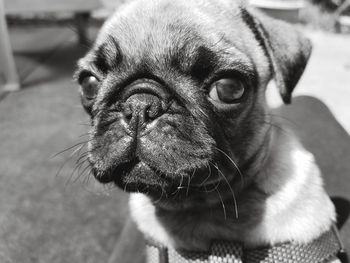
[[212, 94, 269, 165], [87, 110, 135, 168], [88, 130, 133, 171]]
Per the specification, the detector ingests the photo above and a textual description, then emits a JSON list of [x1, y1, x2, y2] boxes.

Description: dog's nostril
[[125, 113, 132, 123], [123, 105, 133, 120], [146, 104, 162, 120], [122, 93, 164, 131]]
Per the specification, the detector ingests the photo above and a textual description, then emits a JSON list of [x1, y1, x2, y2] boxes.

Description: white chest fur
[[129, 127, 336, 250]]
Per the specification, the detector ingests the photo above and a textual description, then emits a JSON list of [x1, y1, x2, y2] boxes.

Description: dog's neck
[[129, 122, 336, 251]]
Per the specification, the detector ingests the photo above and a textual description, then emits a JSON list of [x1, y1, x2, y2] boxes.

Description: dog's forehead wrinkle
[[98, 0, 246, 50], [91, 0, 261, 82], [74, 58, 104, 83], [92, 36, 123, 71]]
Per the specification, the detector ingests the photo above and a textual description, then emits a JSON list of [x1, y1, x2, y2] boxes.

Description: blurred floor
[[0, 21, 349, 263], [0, 24, 131, 263]]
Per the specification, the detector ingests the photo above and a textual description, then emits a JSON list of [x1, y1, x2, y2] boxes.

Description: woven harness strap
[[146, 240, 243, 263], [146, 225, 344, 263]]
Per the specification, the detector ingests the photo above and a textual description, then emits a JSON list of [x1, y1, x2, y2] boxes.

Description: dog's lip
[[93, 158, 141, 184], [93, 158, 220, 186], [93, 157, 165, 184]]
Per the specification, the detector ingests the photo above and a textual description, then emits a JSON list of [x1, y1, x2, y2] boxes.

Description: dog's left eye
[[80, 75, 99, 100], [209, 79, 245, 104]]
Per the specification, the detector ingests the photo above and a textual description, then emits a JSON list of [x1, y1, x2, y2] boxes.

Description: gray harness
[[146, 225, 344, 263]]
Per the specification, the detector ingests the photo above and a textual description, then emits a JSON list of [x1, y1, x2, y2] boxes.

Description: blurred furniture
[[249, 0, 305, 23], [335, 0, 350, 33], [0, 0, 19, 91], [3, 0, 102, 44], [0, 0, 101, 91]]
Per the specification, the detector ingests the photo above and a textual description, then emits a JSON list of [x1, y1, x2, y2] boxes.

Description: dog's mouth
[[92, 157, 221, 196], [93, 158, 159, 185]]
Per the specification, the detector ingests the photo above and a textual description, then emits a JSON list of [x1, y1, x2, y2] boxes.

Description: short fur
[[75, 0, 338, 261]]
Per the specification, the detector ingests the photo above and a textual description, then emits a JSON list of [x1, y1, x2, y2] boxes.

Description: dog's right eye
[[80, 75, 99, 100], [209, 78, 245, 104]]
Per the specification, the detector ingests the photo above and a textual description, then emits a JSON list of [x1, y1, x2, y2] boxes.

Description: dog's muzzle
[[120, 80, 170, 136]]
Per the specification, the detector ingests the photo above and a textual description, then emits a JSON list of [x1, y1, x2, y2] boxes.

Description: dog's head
[[75, 0, 311, 203]]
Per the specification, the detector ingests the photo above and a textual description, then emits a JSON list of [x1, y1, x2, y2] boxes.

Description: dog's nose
[[122, 93, 163, 132]]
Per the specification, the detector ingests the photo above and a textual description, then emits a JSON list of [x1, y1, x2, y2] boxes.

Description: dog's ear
[[241, 8, 312, 104]]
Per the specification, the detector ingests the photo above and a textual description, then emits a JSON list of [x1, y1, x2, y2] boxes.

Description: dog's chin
[[92, 158, 220, 199], [92, 159, 166, 194]]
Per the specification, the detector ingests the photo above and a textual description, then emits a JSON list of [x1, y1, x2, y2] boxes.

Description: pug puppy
[[75, 0, 341, 261]]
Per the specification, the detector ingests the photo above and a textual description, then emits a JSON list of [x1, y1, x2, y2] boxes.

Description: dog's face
[[75, 0, 311, 204]]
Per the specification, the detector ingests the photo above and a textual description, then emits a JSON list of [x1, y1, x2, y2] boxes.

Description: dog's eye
[[80, 75, 99, 100], [209, 79, 245, 103]]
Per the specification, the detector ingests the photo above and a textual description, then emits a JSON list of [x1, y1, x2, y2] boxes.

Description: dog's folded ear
[[242, 8, 312, 104]]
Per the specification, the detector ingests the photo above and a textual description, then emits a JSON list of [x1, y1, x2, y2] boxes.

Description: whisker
[[51, 140, 90, 159], [199, 163, 212, 187], [75, 151, 91, 164], [199, 180, 221, 193], [123, 177, 132, 193], [79, 163, 93, 183], [78, 133, 91, 138], [78, 123, 91, 127], [153, 186, 166, 205], [55, 142, 86, 178], [66, 160, 88, 186], [213, 163, 238, 219], [186, 180, 191, 196], [262, 120, 292, 135], [171, 174, 184, 196], [210, 34, 226, 49], [214, 147, 244, 188], [186, 169, 195, 196], [66, 158, 88, 185], [263, 113, 297, 126], [55, 157, 71, 178], [215, 186, 227, 220]]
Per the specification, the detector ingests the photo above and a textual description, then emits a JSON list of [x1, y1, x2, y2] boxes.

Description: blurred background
[[0, 0, 349, 262]]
